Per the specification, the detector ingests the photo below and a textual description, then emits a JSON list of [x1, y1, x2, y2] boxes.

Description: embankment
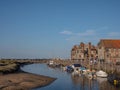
[[0, 60, 56, 90]]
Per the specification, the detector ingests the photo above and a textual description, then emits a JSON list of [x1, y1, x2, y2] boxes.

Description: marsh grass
[[0, 60, 19, 73]]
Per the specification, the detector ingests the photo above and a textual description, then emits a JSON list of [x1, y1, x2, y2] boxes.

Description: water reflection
[[96, 77, 118, 90], [71, 75, 99, 90], [21, 64, 120, 90]]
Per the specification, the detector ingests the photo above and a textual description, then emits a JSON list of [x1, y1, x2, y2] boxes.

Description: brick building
[[71, 42, 97, 60], [97, 39, 120, 63]]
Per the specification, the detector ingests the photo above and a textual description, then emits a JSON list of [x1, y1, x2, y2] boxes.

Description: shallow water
[[21, 64, 120, 90]]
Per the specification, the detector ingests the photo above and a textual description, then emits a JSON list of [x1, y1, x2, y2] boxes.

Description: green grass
[[0, 60, 19, 73]]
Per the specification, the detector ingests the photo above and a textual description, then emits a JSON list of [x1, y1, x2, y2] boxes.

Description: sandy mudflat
[[0, 72, 56, 90]]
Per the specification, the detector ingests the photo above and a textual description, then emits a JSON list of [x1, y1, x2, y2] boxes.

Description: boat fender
[[114, 80, 117, 85]]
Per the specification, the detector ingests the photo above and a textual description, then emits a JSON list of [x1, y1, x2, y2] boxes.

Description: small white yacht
[[96, 70, 108, 78]]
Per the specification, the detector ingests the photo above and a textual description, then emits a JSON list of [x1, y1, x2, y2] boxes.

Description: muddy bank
[[0, 60, 56, 90], [0, 72, 56, 90]]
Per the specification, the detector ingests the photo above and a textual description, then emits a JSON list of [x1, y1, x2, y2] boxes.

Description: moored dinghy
[[66, 66, 74, 72], [71, 64, 81, 76], [85, 69, 96, 79], [79, 67, 86, 74]]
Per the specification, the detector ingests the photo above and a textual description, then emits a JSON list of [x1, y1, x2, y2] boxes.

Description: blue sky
[[0, 0, 120, 59]]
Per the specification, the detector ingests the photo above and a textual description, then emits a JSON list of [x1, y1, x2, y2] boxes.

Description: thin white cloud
[[60, 30, 96, 41], [64, 30, 97, 44], [60, 30, 73, 35], [60, 28, 120, 45], [108, 32, 120, 36], [60, 30, 96, 36], [77, 30, 96, 36]]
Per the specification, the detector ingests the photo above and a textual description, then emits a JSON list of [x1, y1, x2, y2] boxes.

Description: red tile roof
[[100, 39, 120, 48]]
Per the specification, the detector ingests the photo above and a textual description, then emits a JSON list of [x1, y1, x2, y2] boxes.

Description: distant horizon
[[0, 38, 119, 59], [0, 0, 120, 59]]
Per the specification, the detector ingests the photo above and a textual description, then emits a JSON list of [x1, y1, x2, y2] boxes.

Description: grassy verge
[[0, 60, 20, 74]]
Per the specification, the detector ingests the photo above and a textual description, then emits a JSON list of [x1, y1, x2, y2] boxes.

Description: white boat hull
[[96, 70, 108, 78], [96, 74, 108, 78]]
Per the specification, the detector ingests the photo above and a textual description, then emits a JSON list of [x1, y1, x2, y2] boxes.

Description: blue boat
[[80, 67, 86, 71], [66, 66, 74, 72], [79, 67, 87, 74]]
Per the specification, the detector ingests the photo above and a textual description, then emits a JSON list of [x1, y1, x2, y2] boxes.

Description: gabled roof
[[100, 39, 120, 48], [71, 45, 78, 51]]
